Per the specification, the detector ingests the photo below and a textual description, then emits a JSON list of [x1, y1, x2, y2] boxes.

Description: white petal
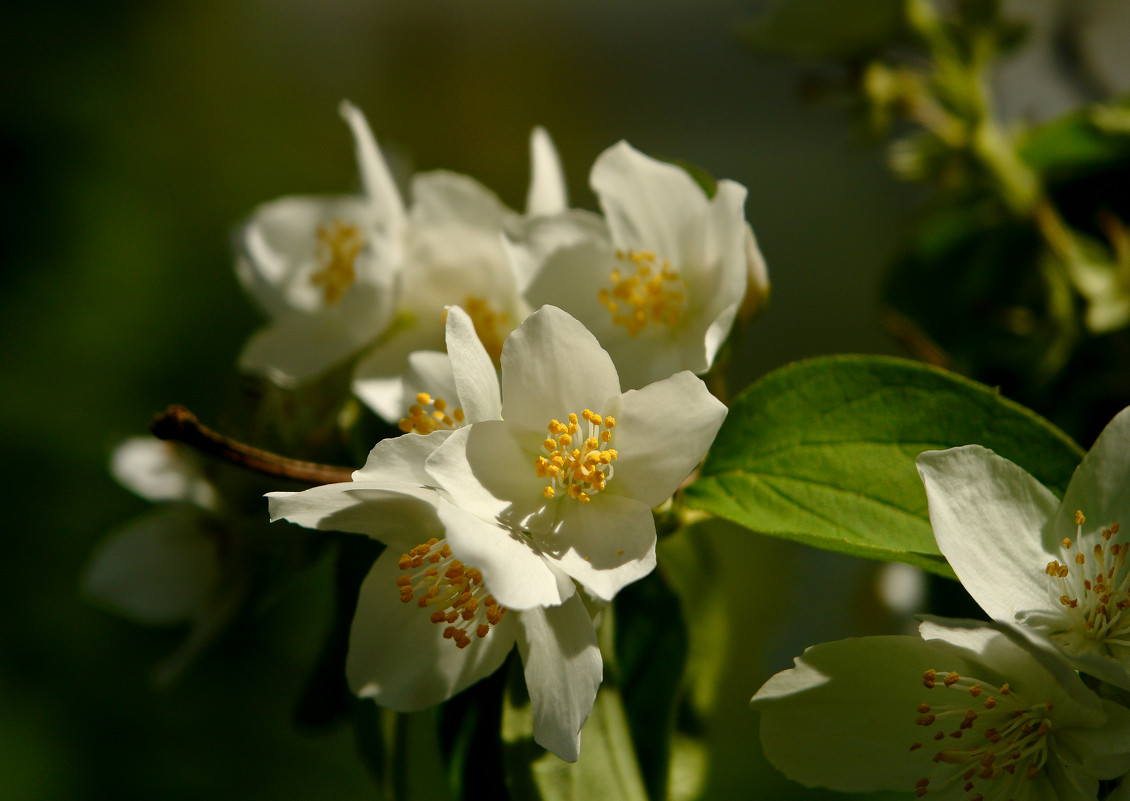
[[917, 446, 1061, 623], [525, 126, 568, 217], [515, 595, 602, 763], [1056, 406, 1130, 540], [917, 616, 1105, 724], [426, 423, 549, 531], [238, 311, 378, 386], [353, 324, 443, 422], [697, 179, 749, 368], [500, 306, 621, 436], [401, 351, 459, 420], [410, 170, 509, 231], [353, 431, 451, 485], [346, 551, 518, 710], [235, 194, 388, 318], [83, 506, 221, 626], [608, 371, 727, 509], [438, 503, 574, 610], [339, 100, 406, 234], [268, 482, 447, 552], [1056, 699, 1130, 779], [445, 305, 502, 422], [590, 141, 707, 263], [753, 620, 1108, 796], [110, 438, 217, 510], [540, 494, 657, 601], [509, 210, 615, 304], [752, 634, 957, 792]]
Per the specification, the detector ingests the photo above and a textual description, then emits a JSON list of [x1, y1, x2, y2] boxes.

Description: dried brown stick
[[150, 405, 353, 485]]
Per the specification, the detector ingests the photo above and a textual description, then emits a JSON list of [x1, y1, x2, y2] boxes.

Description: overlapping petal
[[752, 618, 1128, 800], [515, 595, 602, 763], [607, 370, 728, 508], [1055, 407, 1130, 545], [500, 305, 620, 435], [919, 407, 1130, 690], [347, 549, 519, 711], [917, 445, 1061, 622]]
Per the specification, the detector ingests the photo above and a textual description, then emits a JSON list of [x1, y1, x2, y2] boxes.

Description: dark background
[[1, 2, 923, 798]]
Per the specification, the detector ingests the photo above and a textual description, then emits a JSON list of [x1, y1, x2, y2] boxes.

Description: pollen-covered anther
[[455, 295, 509, 365], [909, 666, 1054, 798], [599, 250, 687, 336], [1046, 508, 1130, 646], [310, 220, 365, 304], [536, 410, 617, 503], [399, 391, 465, 434], [394, 538, 507, 647]]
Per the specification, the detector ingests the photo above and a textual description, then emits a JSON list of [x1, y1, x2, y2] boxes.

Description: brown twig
[[150, 405, 354, 485]]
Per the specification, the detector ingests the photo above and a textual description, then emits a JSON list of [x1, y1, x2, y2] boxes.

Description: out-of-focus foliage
[[748, 0, 1130, 446]]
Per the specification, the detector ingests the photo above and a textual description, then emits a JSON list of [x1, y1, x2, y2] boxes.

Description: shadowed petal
[[515, 595, 602, 763], [347, 551, 518, 710]]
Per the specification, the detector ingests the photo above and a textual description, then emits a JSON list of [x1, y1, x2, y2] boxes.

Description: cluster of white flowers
[[752, 407, 1130, 800], [236, 101, 767, 416], [232, 102, 763, 761]]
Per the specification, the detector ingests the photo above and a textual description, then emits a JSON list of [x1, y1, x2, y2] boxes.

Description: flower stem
[[150, 404, 353, 484]]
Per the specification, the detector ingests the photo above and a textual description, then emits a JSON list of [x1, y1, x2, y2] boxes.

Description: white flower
[[270, 304, 725, 760], [85, 439, 240, 684], [269, 306, 598, 761], [424, 304, 729, 601], [235, 101, 405, 385], [351, 126, 568, 422], [751, 617, 1130, 800], [271, 481, 600, 762], [506, 141, 759, 390], [917, 406, 1130, 689]]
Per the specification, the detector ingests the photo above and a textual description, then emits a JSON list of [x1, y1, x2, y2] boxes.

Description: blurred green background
[[1, 1, 931, 798]]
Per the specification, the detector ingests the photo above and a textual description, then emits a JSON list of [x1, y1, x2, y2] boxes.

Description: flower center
[[458, 295, 509, 365], [1043, 510, 1130, 651], [909, 668, 1053, 799], [534, 410, 617, 503], [395, 537, 506, 649], [310, 220, 364, 304], [597, 249, 686, 337], [398, 392, 465, 434]]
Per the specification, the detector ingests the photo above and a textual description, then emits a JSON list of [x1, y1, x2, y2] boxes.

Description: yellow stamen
[[395, 538, 506, 648], [536, 408, 618, 503], [399, 392, 465, 435], [310, 220, 364, 304], [599, 250, 687, 336]]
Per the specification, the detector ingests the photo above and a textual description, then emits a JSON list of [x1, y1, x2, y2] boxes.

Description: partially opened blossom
[[352, 127, 568, 422], [425, 304, 728, 601], [236, 101, 405, 385], [917, 406, 1130, 689], [269, 307, 600, 761], [752, 617, 1130, 800], [507, 141, 760, 390]]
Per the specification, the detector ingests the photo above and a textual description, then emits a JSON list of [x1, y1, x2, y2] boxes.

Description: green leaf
[[502, 661, 648, 801], [1019, 97, 1130, 180], [684, 355, 1083, 576]]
